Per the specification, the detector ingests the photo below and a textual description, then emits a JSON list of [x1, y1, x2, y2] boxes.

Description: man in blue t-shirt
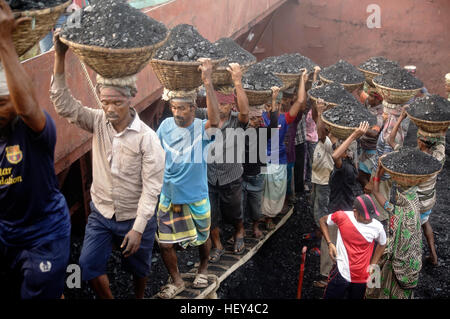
[[0, 2, 70, 299], [155, 58, 220, 299]]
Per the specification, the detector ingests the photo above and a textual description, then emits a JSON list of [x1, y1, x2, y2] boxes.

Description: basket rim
[[406, 111, 450, 126], [243, 88, 273, 94], [215, 59, 256, 71], [151, 57, 227, 66], [380, 156, 442, 179], [273, 67, 311, 77], [60, 31, 170, 54], [13, 0, 72, 17], [307, 91, 338, 106], [320, 114, 358, 131], [319, 74, 364, 88], [357, 67, 381, 77], [372, 78, 423, 93]]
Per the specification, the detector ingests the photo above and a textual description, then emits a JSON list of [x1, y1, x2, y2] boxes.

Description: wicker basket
[[406, 112, 450, 134], [321, 114, 356, 140], [380, 155, 442, 187], [60, 32, 169, 79], [212, 60, 256, 87], [150, 57, 226, 90], [319, 75, 364, 93], [372, 79, 422, 104], [12, 0, 72, 57], [244, 88, 273, 106], [357, 67, 380, 87]]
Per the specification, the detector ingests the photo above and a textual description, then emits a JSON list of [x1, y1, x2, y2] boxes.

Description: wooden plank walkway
[[152, 204, 295, 299]]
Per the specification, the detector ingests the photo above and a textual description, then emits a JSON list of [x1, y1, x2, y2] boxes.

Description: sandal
[[157, 283, 185, 299], [233, 236, 245, 255], [192, 273, 209, 289], [313, 280, 328, 288], [209, 248, 225, 263]]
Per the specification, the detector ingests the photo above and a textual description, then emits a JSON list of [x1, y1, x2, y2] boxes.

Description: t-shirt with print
[[327, 210, 386, 283], [157, 117, 213, 204], [311, 136, 334, 185], [0, 111, 70, 247]]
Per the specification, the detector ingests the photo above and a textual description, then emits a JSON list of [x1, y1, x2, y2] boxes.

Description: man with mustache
[[50, 32, 165, 299], [0, 0, 70, 299]]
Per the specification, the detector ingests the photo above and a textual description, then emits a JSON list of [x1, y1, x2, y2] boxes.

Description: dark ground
[[62, 121, 450, 299]]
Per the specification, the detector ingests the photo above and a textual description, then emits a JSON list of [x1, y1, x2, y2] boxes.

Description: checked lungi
[[157, 193, 211, 248]]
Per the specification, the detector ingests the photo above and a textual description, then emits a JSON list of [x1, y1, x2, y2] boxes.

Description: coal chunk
[[8, 0, 64, 10], [408, 94, 450, 122], [323, 100, 377, 128], [214, 38, 256, 66], [381, 147, 442, 175], [242, 62, 283, 90], [320, 59, 365, 84], [358, 56, 400, 74], [258, 53, 318, 74], [308, 82, 359, 105], [61, 0, 168, 49], [373, 67, 423, 90], [154, 24, 224, 61]]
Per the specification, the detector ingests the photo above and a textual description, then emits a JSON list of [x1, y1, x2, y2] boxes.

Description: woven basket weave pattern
[[12, 1, 72, 57], [373, 80, 422, 104], [319, 75, 363, 93], [321, 115, 355, 140], [380, 161, 441, 187], [212, 61, 255, 87]]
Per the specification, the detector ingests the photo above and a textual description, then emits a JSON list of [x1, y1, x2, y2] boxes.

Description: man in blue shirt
[[0, 1, 70, 299], [156, 58, 220, 299]]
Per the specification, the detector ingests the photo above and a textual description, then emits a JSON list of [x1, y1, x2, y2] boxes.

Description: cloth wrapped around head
[[96, 74, 138, 97], [0, 62, 10, 96], [162, 88, 198, 105], [215, 85, 236, 105], [417, 130, 446, 147]]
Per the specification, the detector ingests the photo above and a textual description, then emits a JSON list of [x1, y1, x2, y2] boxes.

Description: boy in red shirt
[[319, 194, 387, 299]]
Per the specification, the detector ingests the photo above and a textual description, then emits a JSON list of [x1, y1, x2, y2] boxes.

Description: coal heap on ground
[[214, 38, 256, 67], [9, 0, 65, 10], [242, 62, 283, 91], [323, 100, 377, 127], [373, 67, 423, 90], [259, 53, 318, 74], [320, 59, 365, 84], [308, 82, 359, 105], [61, 0, 167, 49], [358, 56, 400, 74], [154, 24, 224, 61], [381, 147, 442, 175], [408, 95, 450, 122]]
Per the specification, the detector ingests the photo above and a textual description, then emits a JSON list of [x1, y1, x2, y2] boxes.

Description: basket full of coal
[[60, 0, 168, 78], [151, 24, 226, 90], [357, 56, 400, 87], [321, 100, 377, 140], [307, 82, 360, 110], [242, 62, 283, 106], [319, 59, 365, 92], [10, 0, 72, 57], [380, 147, 443, 187], [406, 94, 450, 134], [372, 67, 423, 104], [211, 37, 256, 87]]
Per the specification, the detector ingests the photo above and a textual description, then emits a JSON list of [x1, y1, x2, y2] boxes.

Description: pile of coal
[[214, 38, 256, 67], [408, 94, 450, 122], [8, 0, 65, 10], [308, 82, 359, 105], [323, 100, 377, 127], [373, 67, 423, 90], [258, 53, 318, 74], [154, 24, 223, 61], [358, 56, 400, 74], [61, 0, 167, 49], [242, 62, 283, 90], [381, 147, 442, 175], [320, 59, 365, 84]]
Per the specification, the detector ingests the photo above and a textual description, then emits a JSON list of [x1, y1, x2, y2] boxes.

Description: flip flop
[[233, 236, 245, 255], [209, 248, 225, 263], [157, 283, 185, 299], [192, 273, 209, 289]]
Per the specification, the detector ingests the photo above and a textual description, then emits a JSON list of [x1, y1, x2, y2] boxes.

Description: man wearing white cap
[[0, 0, 71, 299], [50, 31, 165, 299]]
